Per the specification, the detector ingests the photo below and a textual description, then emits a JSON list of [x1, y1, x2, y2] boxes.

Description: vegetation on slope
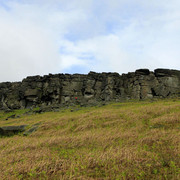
[[0, 99, 180, 179]]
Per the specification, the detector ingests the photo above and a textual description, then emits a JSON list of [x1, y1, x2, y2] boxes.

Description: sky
[[0, 0, 180, 82]]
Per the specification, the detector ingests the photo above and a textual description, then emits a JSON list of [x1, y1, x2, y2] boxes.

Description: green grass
[[0, 99, 180, 179]]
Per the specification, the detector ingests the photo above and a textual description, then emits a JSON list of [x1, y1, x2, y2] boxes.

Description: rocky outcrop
[[0, 68, 179, 110], [0, 124, 40, 137], [0, 125, 28, 136]]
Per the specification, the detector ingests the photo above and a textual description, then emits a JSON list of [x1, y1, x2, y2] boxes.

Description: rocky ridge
[[0, 68, 180, 110]]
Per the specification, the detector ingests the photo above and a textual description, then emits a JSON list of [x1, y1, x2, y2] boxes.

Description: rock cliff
[[0, 68, 180, 110]]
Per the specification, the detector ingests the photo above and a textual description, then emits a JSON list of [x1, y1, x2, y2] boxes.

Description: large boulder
[[135, 69, 150, 75], [0, 125, 28, 136], [154, 69, 180, 77]]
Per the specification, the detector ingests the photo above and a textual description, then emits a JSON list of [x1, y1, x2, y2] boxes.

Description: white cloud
[[0, 0, 180, 82], [0, 14, 61, 82]]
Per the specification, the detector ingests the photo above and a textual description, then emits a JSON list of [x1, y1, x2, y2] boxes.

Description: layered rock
[[0, 68, 179, 110]]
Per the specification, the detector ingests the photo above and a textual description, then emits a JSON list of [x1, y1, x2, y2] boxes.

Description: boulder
[[155, 69, 180, 77], [135, 69, 150, 75], [0, 125, 28, 136]]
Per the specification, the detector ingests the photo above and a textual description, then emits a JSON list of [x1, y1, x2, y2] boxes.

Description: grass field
[[0, 99, 180, 179]]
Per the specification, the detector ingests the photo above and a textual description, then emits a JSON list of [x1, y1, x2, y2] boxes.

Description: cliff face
[[0, 68, 180, 110]]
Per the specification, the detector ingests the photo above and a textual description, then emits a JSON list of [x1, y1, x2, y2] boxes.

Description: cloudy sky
[[0, 0, 180, 82]]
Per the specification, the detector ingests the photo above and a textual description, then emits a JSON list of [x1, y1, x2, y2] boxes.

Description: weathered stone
[[0, 69, 179, 110], [135, 69, 150, 75], [155, 69, 180, 77], [0, 125, 28, 136], [24, 89, 39, 96]]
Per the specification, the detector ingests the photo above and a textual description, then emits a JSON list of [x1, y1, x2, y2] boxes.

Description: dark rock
[[0, 125, 28, 136], [0, 69, 179, 110], [135, 69, 150, 75], [154, 69, 180, 77]]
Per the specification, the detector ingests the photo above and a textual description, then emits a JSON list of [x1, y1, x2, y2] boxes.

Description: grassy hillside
[[0, 99, 180, 180]]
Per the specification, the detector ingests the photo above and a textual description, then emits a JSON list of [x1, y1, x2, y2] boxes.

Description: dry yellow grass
[[0, 99, 180, 179]]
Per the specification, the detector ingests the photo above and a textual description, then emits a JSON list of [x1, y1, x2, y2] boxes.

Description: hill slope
[[0, 99, 180, 179]]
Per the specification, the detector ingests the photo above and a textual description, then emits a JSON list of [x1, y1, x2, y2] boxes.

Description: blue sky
[[0, 0, 180, 82]]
